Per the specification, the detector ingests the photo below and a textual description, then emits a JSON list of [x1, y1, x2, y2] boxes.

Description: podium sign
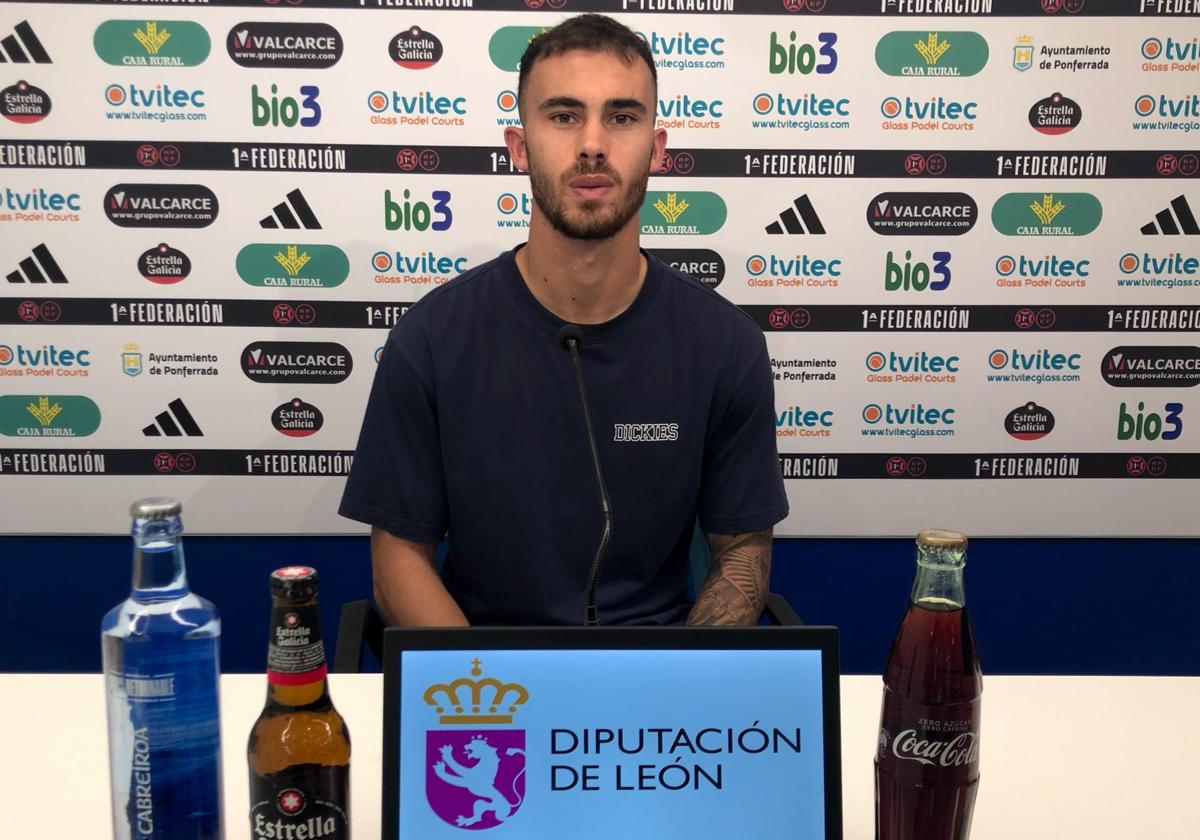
[[383, 628, 841, 840]]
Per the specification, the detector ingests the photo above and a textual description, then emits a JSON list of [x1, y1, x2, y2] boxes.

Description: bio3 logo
[[884, 250, 951, 292], [768, 31, 837, 75], [384, 188, 452, 232], [251, 83, 321, 128], [1117, 401, 1183, 441]]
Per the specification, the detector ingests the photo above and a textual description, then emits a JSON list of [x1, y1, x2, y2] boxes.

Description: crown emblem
[[915, 32, 951, 66], [1030, 194, 1066, 225], [1016, 35, 1034, 45], [423, 659, 529, 725]]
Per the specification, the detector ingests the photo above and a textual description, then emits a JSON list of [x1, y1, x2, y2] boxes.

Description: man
[[340, 14, 787, 627]]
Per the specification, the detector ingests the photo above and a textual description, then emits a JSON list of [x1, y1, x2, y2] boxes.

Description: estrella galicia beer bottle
[[875, 530, 982, 840], [248, 567, 350, 839]]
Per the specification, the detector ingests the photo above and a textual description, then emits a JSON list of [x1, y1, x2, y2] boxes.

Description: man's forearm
[[371, 526, 470, 627], [687, 529, 773, 626]]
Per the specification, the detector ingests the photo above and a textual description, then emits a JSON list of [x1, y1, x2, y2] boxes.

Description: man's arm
[[371, 526, 469, 627], [686, 529, 773, 626]]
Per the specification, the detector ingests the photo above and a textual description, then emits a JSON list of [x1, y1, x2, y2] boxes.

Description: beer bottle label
[[267, 604, 327, 686], [250, 763, 349, 840]]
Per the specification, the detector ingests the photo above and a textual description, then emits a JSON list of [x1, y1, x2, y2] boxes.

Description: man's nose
[[577, 118, 608, 164]]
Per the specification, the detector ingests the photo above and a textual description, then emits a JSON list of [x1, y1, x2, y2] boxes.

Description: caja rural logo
[[424, 659, 528, 830]]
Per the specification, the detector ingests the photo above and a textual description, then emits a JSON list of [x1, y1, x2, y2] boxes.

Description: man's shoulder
[[651, 253, 763, 341], [387, 253, 508, 341]]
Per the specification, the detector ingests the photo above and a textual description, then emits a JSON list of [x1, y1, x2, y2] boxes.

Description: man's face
[[508, 49, 667, 241]]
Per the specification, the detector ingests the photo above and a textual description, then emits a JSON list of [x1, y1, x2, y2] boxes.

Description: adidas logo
[[0, 20, 51, 63], [766, 195, 826, 235], [260, 188, 321, 229], [142, 398, 203, 437], [6, 244, 66, 284], [1141, 195, 1199, 236]]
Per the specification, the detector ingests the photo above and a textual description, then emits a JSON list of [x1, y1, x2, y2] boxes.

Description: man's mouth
[[569, 175, 615, 200]]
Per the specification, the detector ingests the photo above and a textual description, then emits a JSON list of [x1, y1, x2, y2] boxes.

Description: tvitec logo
[[496, 192, 531, 229], [1141, 36, 1200, 73], [0, 342, 91, 377], [657, 94, 723, 129], [385, 188, 453, 232], [1132, 93, 1200, 131], [104, 81, 206, 122], [750, 92, 851, 131], [368, 89, 466, 127], [884, 249, 951, 292], [1117, 401, 1183, 441], [880, 95, 978, 131], [370, 249, 469, 287], [746, 253, 841, 288], [768, 31, 837, 74], [638, 30, 727, 71], [423, 660, 528, 830], [994, 253, 1089, 289], [0, 187, 81, 223], [1117, 250, 1200, 290], [252, 83, 320, 128], [776, 406, 833, 438], [861, 402, 956, 438], [865, 350, 959, 384]]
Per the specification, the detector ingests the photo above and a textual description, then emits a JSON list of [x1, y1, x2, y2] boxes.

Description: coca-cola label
[[267, 604, 327, 686], [250, 764, 348, 839], [884, 727, 980, 768]]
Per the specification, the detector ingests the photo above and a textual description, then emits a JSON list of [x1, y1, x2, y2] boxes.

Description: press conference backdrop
[[0, 0, 1196, 536]]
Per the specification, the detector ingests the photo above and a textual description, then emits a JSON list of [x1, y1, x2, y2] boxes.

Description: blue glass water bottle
[[102, 497, 224, 839]]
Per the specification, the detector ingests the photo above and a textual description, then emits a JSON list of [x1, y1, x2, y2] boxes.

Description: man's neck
[[514, 213, 647, 325]]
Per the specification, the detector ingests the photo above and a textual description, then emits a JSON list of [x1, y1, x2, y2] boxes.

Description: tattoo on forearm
[[687, 530, 772, 626]]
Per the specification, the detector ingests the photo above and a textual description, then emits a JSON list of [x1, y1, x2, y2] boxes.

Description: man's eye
[[550, 113, 576, 124], [613, 114, 636, 125]]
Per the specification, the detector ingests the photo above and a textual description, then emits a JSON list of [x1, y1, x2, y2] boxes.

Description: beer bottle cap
[[916, 529, 967, 550], [130, 497, 182, 520], [271, 565, 319, 598]]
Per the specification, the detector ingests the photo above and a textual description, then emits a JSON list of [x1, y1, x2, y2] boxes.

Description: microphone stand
[[557, 324, 612, 627]]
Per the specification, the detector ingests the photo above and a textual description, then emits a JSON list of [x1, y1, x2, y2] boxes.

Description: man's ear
[[650, 126, 668, 174], [504, 125, 528, 173]]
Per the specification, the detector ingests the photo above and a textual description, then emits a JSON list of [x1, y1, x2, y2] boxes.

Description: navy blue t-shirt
[[339, 247, 788, 626]]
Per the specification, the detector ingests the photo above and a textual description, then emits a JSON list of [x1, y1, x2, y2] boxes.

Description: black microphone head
[[557, 323, 584, 349]]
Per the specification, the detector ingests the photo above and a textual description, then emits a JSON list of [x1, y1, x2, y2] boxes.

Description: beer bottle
[[248, 567, 350, 839], [875, 529, 982, 840]]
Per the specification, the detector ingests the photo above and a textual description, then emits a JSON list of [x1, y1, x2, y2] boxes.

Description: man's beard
[[527, 151, 651, 242]]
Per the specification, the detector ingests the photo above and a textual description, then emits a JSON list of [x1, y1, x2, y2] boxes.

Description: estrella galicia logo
[[424, 659, 527, 829], [991, 193, 1102, 236], [2, 80, 51, 124], [488, 26, 549, 72], [392, 26, 443, 69], [237, 244, 349, 289], [104, 184, 218, 228], [1101, 346, 1200, 388], [1005, 401, 1055, 440], [227, 23, 343, 69], [640, 192, 726, 235], [272, 397, 324, 437], [1029, 92, 1082, 135], [868, 193, 977, 236], [138, 243, 191, 284], [0, 394, 100, 437], [94, 20, 211, 67], [875, 31, 989, 77], [242, 341, 352, 384], [649, 248, 725, 289]]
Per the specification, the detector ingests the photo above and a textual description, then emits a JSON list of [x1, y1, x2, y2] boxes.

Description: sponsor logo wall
[[0, 2, 1197, 536]]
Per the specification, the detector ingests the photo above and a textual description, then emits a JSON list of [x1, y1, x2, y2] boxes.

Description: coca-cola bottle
[[875, 529, 982, 840]]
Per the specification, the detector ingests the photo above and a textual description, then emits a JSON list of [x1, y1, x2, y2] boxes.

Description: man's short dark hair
[[517, 14, 657, 107]]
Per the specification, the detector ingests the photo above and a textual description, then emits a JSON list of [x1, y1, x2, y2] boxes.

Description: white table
[[1, 674, 1197, 839]]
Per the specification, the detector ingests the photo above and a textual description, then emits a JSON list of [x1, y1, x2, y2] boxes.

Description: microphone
[[556, 324, 613, 627]]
